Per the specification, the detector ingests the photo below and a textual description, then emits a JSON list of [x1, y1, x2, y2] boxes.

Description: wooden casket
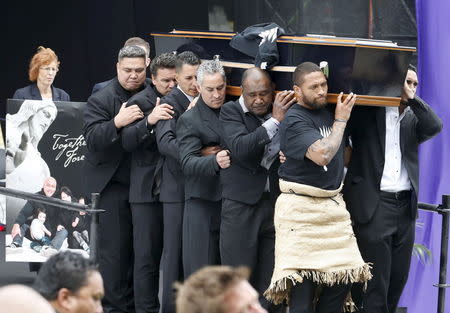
[[151, 30, 416, 107]]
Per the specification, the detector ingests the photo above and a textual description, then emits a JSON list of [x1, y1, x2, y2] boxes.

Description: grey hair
[[118, 45, 146, 62], [196, 60, 225, 85]]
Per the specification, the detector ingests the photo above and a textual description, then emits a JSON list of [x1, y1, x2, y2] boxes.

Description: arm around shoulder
[[155, 118, 179, 160], [83, 96, 121, 152], [121, 117, 155, 152], [177, 113, 219, 176]]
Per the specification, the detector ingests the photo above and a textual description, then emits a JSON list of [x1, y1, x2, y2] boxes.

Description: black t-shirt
[[278, 104, 345, 190]]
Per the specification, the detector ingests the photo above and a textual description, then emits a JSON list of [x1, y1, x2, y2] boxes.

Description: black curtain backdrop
[[3, 0, 208, 108], [3, 0, 415, 116]]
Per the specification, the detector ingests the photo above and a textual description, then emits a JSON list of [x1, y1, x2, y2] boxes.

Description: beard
[[304, 95, 327, 109]]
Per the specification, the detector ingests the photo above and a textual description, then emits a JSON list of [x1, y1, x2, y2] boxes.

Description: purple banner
[[400, 1, 450, 312]]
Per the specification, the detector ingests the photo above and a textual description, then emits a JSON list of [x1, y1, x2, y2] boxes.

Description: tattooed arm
[[306, 93, 356, 166]]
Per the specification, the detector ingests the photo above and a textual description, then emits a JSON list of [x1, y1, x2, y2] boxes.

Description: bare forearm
[[307, 121, 346, 165], [43, 226, 51, 236]]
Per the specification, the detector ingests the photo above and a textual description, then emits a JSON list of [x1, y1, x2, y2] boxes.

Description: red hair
[[28, 46, 60, 82]]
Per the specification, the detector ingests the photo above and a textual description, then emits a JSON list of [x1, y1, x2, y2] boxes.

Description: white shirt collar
[[386, 106, 411, 119], [238, 96, 249, 113]]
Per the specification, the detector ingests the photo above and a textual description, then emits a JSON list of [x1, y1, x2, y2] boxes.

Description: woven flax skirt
[[264, 179, 372, 307]]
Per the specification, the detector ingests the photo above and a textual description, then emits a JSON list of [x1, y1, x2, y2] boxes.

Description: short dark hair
[[34, 207, 46, 218], [293, 62, 322, 86], [150, 53, 177, 77], [175, 51, 201, 72], [408, 64, 417, 74], [33, 251, 98, 300], [124, 37, 150, 56], [118, 45, 146, 62], [60, 186, 73, 198]]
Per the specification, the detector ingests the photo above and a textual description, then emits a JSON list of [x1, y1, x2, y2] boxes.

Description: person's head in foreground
[[33, 251, 104, 313], [176, 266, 267, 313], [0, 284, 54, 313]]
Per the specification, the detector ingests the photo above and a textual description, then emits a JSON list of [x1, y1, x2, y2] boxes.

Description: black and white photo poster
[[0, 126, 5, 230], [4, 99, 89, 262]]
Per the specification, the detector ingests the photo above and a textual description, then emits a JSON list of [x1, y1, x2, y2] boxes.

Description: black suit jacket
[[91, 79, 114, 95], [83, 78, 144, 194], [155, 88, 190, 202], [122, 84, 161, 203], [14, 190, 62, 235], [13, 83, 70, 101], [177, 97, 223, 201], [343, 96, 442, 224], [220, 100, 280, 206]]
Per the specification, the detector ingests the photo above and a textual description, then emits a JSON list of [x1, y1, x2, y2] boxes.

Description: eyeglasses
[[40, 67, 59, 73]]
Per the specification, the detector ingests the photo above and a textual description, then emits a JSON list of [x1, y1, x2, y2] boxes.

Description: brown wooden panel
[[151, 30, 416, 52], [226, 86, 400, 107]]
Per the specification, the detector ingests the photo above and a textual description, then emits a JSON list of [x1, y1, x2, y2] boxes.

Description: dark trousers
[[131, 202, 164, 313], [182, 198, 221, 278], [220, 195, 280, 313], [290, 279, 351, 313], [161, 201, 184, 313], [98, 182, 134, 313], [354, 192, 415, 313]]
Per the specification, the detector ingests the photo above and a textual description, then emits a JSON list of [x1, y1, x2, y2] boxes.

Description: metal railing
[[0, 187, 104, 262], [0, 186, 448, 312], [418, 194, 450, 313]]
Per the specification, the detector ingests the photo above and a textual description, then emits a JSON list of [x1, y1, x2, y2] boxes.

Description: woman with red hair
[[13, 46, 70, 101]]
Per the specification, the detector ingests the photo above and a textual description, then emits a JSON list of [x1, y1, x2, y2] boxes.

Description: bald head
[[241, 67, 274, 116], [44, 176, 56, 185], [0, 285, 54, 313], [241, 67, 271, 87], [42, 176, 57, 197]]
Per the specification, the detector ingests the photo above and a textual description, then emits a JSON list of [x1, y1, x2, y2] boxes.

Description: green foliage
[[412, 243, 432, 265]]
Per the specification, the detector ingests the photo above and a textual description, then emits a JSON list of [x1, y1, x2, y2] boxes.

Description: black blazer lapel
[[375, 107, 386, 156], [399, 109, 412, 154], [242, 111, 262, 132], [31, 84, 42, 100], [234, 99, 262, 131], [173, 88, 190, 111], [197, 97, 222, 139], [147, 85, 159, 105], [51, 85, 60, 101]]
